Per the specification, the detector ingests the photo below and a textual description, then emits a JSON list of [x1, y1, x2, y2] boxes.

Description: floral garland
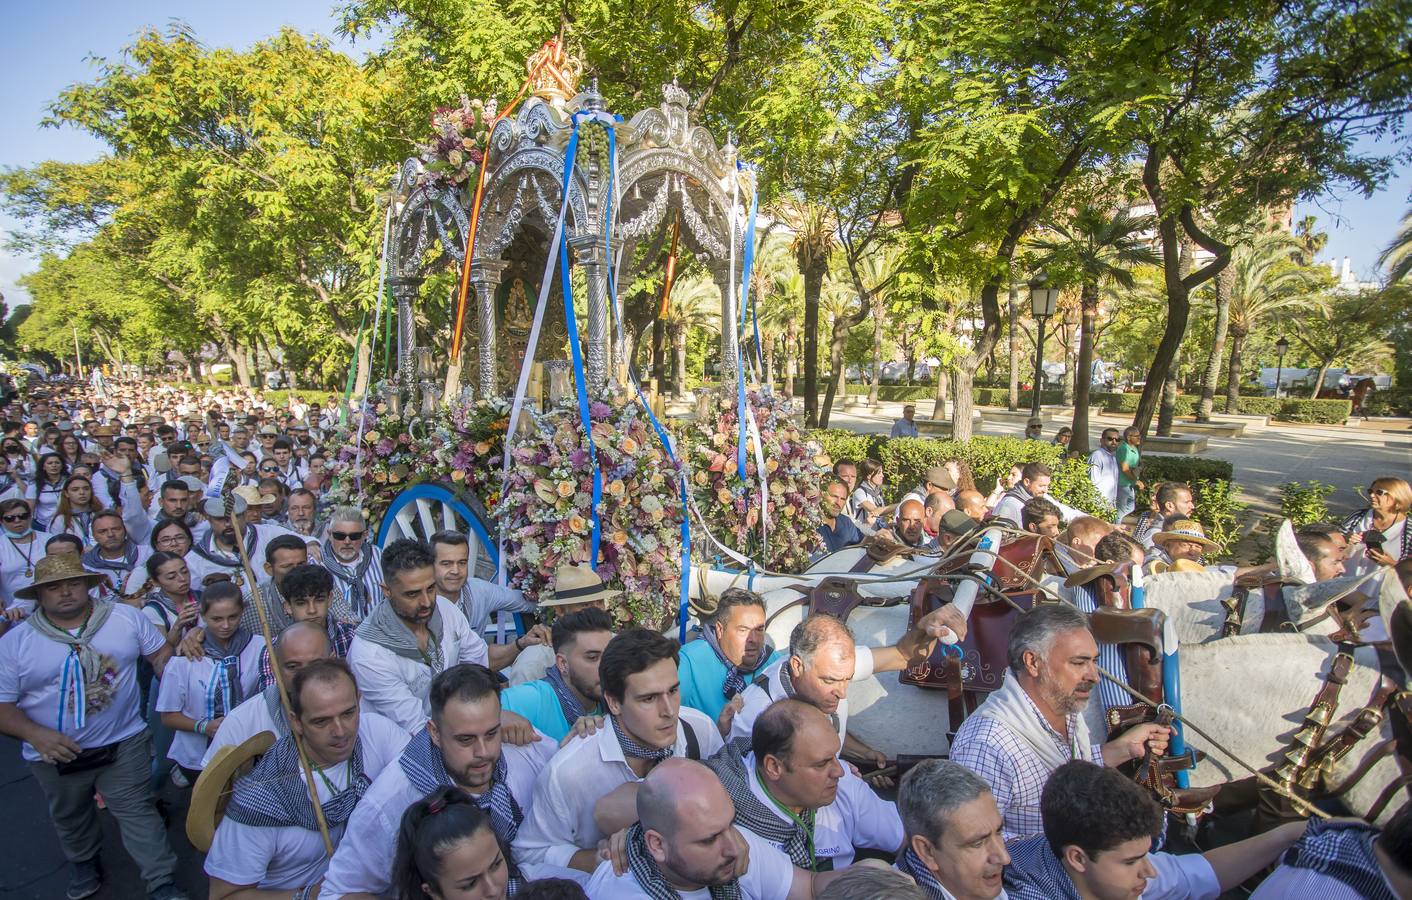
[[325, 395, 508, 527], [494, 388, 685, 628], [687, 390, 828, 573], [416, 96, 497, 190]]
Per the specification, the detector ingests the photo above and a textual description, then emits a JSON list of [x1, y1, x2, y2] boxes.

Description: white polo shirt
[[742, 752, 903, 868], [347, 598, 489, 732], [583, 827, 795, 900], [726, 648, 875, 753], [0, 602, 163, 761], [204, 711, 408, 890], [320, 732, 559, 900], [155, 637, 266, 770], [513, 708, 723, 871]]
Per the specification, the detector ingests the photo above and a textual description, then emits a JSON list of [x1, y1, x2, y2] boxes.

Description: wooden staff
[[228, 504, 335, 855]]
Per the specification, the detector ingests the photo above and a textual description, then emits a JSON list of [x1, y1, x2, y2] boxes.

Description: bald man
[[923, 492, 955, 545], [584, 758, 855, 899], [888, 498, 933, 549], [199, 622, 390, 766], [1057, 516, 1115, 572], [957, 490, 988, 522]]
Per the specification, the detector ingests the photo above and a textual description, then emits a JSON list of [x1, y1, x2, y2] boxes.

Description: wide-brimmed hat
[[203, 495, 248, 518], [1152, 519, 1219, 550], [233, 485, 277, 507], [924, 466, 957, 492], [1064, 562, 1119, 588], [541, 562, 621, 608], [14, 554, 106, 600], [257, 424, 279, 436], [186, 731, 275, 852], [88, 424, 116, 437]]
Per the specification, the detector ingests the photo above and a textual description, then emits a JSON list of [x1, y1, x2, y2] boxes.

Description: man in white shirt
[[0, 554, 188, 900], [894, 759, 1010, 900], [514, 628, 724, 874], [429, 529, 548, 672], [347, 538, 488, 732], [727, 608, 964, 774], [321, 663, 559, 900], [1004, 761, 1306, 900], [584, 757, 852, 899], [1087, 428, 1121, 512], [185, 495, 310, 592], [705, 699, 902, 871], [204, 658, 410, 898]]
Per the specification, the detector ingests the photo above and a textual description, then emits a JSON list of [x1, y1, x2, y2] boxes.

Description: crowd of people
[[0, 376, 1409, 900]]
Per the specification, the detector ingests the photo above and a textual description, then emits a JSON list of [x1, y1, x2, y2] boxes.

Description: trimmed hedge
[[1098, 392, 1350, 424]]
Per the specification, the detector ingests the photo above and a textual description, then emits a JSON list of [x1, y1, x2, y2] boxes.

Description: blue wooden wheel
[[376, 482, 500, 581]]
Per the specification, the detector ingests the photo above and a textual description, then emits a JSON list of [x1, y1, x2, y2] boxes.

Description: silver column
[[386, 275, 422, 388], [570, 235, 609, 388], [713, 263, 740, 384], [468, 258, 507, 398]]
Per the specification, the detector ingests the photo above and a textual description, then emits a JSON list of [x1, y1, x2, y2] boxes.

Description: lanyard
[[314, 762, 345, 796], [756, 769, 819, 871]]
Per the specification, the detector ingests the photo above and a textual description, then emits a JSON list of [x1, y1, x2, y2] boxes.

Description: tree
[[662, 273, 720, 397], [1381, 206, 1412, 284], [1031, 205, 1158, 454], [772, 198, 836, 425], [1223, 231, 1316, 408], [1292, 288, 1403, 399]]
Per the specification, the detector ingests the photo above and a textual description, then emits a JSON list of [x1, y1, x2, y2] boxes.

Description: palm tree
[[1223, 230, 1311, 410], [1379, 206, 1412, 284], [758, 268, 805, 396], [858, 245, 902, 406], [1031, 205, 1159, 456], [772, 197, 837, 427], [661, 273, 720, 398], [746, 233, 798, 388]]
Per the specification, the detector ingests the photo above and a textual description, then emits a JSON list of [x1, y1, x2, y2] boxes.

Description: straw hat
[[541, 562, 621, 608], [186, 730, 275, 852], [1151, 518, 1219, 551], [14, 554, 105, 601], [233, 485, 277, 507]]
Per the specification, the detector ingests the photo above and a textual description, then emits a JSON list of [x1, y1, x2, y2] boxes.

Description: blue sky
[[1, 3, 1409, 311]]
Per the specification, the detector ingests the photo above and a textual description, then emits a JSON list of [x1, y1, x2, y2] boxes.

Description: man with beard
[[284, 489, 319, 539], [80, 509, 150, 595], [887, 498, 934, 550], [513, 629, 724, 874], [583, 758, 852, 899], [948, 605, 1171, 839], [185, 495, 308, 592], [203, 659, 409, 898], [704, 700, 902, 871], [1020, 498, 1063, 541], [500, 607, 613, 741], [816, 480, 865, 554], [320, 664, 560, 899], [319, 506, 384, 621], [1296, 523, 1350, 582], [989, 463, 1082, 528], [429, 529, 547, 672], [348, 539, 488, 732], [894, 760, 1010, 900], [679, 588, 782, 724]]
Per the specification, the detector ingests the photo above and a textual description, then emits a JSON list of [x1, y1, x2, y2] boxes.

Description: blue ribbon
[[737, 175, 762, 373], [206, 657, 236, 719], [57, 648, 86, 731], [594, 113, 694, 640]]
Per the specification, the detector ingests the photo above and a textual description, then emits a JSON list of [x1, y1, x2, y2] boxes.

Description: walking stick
[[227, 493, 335, 855]]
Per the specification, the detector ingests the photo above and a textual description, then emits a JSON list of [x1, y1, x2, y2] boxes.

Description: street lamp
[[1029, 273, 1061, 417], [1274, 336, 1290, 399]]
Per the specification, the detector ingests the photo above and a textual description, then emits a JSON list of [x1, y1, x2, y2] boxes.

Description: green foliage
[[1098, 392, 1349, 423], [1185, 478, 1245, 557], [1253, 479, 1334, 562], [807, 430, 884, 466], [1136, 456, 1236, 507], [1361, 389, 1412, 417]]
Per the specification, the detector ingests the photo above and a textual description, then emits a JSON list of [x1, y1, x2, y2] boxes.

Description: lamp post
[[1274, 336, 1290, 399], [1029, 274, 1061, 417]]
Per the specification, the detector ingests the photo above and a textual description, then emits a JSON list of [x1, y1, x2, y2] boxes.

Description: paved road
[[0, 736, 205, 900], [823, 400, 1412, 520]]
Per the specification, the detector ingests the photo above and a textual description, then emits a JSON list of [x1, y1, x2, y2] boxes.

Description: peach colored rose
[[557, 481, 575, 498]]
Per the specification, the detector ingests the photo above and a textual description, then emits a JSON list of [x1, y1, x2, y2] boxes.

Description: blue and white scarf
[[224, 733, 369, 831], [544, 664, 591, 725], [81, 540, 140, 582], [29, 601, 115, 731], [399, 727, 525, 891], [611, 714, 673, 762], [701, 625, 774, 700], [896, 847, 956, 900], [202, 628, 254, 718]]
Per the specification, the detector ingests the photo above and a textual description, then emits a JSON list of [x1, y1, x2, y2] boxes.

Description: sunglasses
[[3, 513, 30, 523], [331, 530, 365, 541], [1369, 488, 1391, 497]]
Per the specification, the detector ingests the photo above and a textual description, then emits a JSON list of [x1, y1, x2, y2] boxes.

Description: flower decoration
[[416, 96, 498, 190], [686, 390, 826, 572], [493, 387, 685, 628]]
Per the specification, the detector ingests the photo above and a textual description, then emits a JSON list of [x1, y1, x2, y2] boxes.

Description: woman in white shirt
[[1341, 476, 1412, 577], [0, 496, 49, 614], [157, 583, 265, 781], [851, 458, 889, 527], [50, 474, 104, 548], [28, 452, 67, 528]]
